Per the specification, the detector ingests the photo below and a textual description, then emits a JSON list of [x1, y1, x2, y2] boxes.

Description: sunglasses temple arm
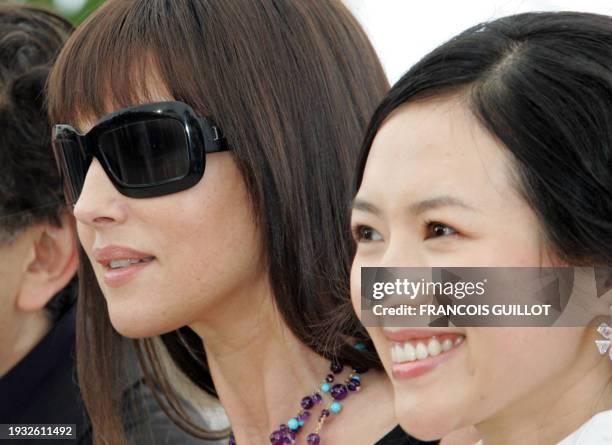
[[200, 118, 229, 153]]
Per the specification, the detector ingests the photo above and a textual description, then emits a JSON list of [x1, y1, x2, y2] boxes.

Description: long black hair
[[355, 11, 612, 267]]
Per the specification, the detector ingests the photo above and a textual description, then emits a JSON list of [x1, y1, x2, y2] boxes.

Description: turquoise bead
[[330, 402, 342, 413], [288, 418, 299, 430], [298, 420, 305, 426], [354, 342, 367, 350], [351, 375, 361, 381], [321, 383, 331, 392]]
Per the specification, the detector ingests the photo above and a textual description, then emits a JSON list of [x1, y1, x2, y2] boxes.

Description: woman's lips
[[92, 245, 156, 287], [102, 259, 154, 287], [382, 328, 466, 379]]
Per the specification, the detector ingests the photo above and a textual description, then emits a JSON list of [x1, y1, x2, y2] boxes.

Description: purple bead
[[347, 381, 357, 391], [320, 409, 330, 418], [270, 431, 284, 445], [288, 430, 297, 440], [330, 383, 348, 400], [307, 433, 321, 445], [330, 362, 343, 374], [312, 393, 323, 404], [279, 425, 289, 433], [228, 432, 236, 445], [301, 396, 314, 410], [297, 411, 311, 421], [325, 373, 334, 383]]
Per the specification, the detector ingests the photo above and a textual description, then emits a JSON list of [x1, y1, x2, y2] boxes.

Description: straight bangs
[[47, 0, 217, 126]]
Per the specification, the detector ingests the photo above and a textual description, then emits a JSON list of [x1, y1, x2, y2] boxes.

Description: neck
[[190, 276, 397, 444], [477, 331, 612, 445], [0, 310, 53, 377], [190, 278, 333, 443]]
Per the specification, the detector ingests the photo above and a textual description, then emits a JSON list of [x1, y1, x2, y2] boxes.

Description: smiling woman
[[351, 11, 612, 445]]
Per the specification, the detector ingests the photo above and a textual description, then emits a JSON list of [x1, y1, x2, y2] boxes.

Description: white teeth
[[442, 338, 454, 352], [391, 344, 399, 363], [428, 338, 441, 357], [396, 344, 408, 362], [109, 258, 144, 269], [394, 343, 412, 362], [390, 335, 465, 364], [415, 342, 429, 360], [403, 342, 416, 361]]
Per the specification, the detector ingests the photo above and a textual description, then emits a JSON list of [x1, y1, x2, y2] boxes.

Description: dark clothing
[[0, 305, 87, 444], [376, 426, 439, 445], [0, 304, 225, 444]]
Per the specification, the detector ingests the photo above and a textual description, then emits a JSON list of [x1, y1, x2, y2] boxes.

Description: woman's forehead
[[359, 97, 517, 208]]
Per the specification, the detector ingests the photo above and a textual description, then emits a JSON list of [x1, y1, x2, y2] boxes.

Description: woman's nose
[[72, 158, 128, 228], [380, 236, 428, 268]]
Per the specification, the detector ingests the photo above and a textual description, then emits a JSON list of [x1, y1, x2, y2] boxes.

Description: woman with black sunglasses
[[47, 1, 443, 444]]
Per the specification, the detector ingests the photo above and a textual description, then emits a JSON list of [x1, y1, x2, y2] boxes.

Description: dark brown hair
[[0, 4, 72, 241], [47, 1, 388, 443]]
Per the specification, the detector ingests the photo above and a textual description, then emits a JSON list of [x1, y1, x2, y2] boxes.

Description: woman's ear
[[15, 212, 79, 312]]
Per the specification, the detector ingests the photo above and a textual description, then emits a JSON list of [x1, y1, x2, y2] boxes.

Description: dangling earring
[[595, 305, 612, 361]]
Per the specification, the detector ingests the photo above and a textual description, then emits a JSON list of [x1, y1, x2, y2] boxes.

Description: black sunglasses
[[52, 101, 228, 204]]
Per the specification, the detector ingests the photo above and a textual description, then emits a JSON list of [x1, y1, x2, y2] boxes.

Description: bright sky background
[[343, 0, 612, 84]]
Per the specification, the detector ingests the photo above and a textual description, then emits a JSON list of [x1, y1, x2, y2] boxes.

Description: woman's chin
[[106, 305, 181, 339], [395, 400, 466, 442]]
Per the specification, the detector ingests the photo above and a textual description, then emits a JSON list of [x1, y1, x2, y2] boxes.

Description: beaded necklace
[[228, 343, 368, 445]]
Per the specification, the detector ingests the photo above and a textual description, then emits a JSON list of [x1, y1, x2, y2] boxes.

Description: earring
[[595, 305, 612, 361]]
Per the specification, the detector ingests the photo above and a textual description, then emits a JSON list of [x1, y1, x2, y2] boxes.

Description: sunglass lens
[[97, 118, 190, 187]]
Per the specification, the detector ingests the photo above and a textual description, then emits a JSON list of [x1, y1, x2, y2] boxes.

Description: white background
[[343, 0, 612, 84]]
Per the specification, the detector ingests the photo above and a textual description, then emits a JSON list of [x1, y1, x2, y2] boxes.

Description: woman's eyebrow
[[409, 196, 476, 215], [352, 195, 476, 217], [352, 198, 382, 216]]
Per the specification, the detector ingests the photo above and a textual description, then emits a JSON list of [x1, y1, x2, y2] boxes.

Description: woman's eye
[[426, 222, 457, 239], [353, 225, 383, 242]]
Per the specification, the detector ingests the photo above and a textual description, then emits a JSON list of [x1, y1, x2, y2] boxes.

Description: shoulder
[[120, 343, 227, 445], [122, 380, 227, 445], [558, 410, 612, 445]]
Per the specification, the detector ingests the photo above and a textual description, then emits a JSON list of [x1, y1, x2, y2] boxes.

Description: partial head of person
[[0, 4, 76, 377], [350, 11, 612, 444], [47, 0, 389, 443]]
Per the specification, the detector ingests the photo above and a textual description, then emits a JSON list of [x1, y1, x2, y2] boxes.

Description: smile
[[390, 334, 464, 364], [382, 329, 466, 379]]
